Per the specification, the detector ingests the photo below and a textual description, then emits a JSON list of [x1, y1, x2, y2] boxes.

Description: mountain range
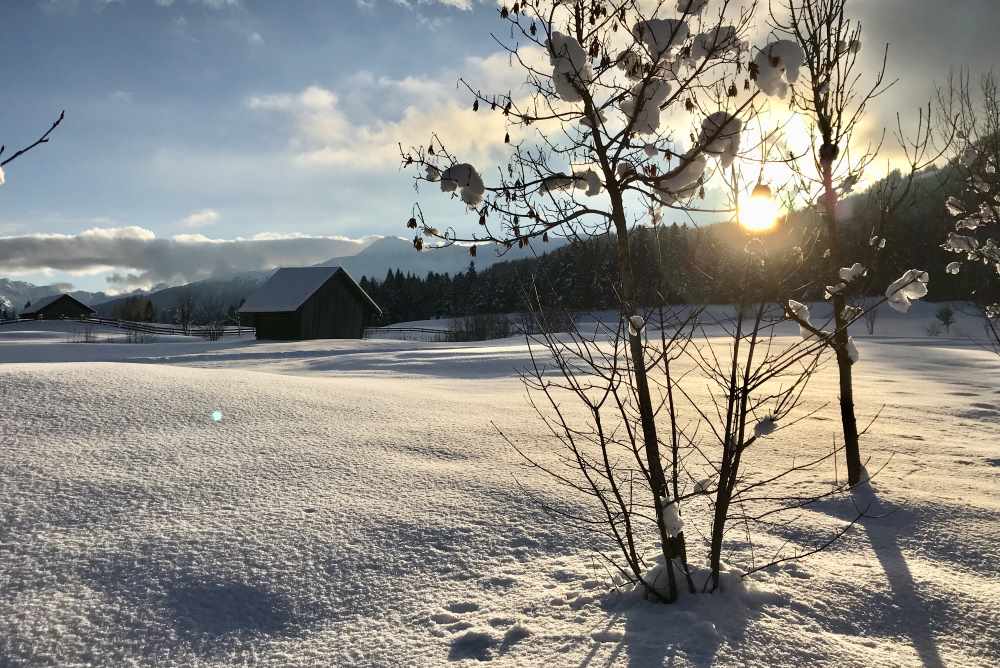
[[0, 278, 129, 315], [0, 235, 566, 319]]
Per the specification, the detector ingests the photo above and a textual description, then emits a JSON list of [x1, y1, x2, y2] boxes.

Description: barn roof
[[238, 266, 380, 315], [21, 293, 96, 316]]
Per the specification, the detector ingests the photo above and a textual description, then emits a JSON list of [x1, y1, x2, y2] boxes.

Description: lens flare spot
[[740, 191, 779, 232], [211, 410, 223, 423]]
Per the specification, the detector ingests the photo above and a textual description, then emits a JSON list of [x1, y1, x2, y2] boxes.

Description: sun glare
[[740, 188, 780, 233]]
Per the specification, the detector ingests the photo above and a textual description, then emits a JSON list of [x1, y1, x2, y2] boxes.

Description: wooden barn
[[238, 266, 381, 340], [21, 293, 96, 320]]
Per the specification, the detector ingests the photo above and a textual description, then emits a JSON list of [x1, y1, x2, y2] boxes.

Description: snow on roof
[[238, 266, 380, 314], [21, 293, 95, 315]]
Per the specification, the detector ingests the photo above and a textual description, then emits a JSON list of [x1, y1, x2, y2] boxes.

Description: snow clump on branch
[[699, 112, 742, 168], [752, 40, 805, 98], [440, 163, 485, 207], [654, 152, 706, 202], [689, 26, 744, 62], [621, 79, 672, 135], [944, 232, 979, 254], [542, 170, 603, 197], [660, 498, 684, 537], [786, 300, 814, 339], [838, 262, 867, 283], [574, 169, 603, 196], [677, 0, 709, 14], [846, 337, 859, 363], [548, 32, 592, 103], [633, 19, 689, 61], [885, 270, 929, 313]]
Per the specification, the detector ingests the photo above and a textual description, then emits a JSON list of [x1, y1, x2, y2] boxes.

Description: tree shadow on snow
[[862, 521, 946, 668], [811, 482, 948, 668], [82, 547, 314, 660], [577, 579, 763, 668], [141, 344, 532, 380], [163, 580, 297, 644]]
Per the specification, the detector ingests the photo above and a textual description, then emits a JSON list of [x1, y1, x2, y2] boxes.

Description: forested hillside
[[361, 163, 995, 325]]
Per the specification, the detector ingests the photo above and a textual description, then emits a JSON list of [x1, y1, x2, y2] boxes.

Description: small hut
[[21, 293, 96, 320], [238, 266, 381, 340]]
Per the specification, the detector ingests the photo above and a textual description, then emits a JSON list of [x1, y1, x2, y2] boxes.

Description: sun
[[740, 186, 780, 233]]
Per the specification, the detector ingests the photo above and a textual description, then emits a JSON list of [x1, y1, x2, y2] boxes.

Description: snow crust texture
[[0, 316, 998, 666]]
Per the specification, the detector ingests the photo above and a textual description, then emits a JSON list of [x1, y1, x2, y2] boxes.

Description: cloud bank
[[246, 49, 545, 170], [178, 208, 221, 228], [0, 227, 375, 289]]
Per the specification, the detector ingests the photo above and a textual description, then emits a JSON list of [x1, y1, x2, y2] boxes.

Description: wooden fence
[[363, 326, 456, 342], [0, 316, 253, 340]]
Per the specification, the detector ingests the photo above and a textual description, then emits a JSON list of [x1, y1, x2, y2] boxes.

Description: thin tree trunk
[[612, 203, 679, 603], [821, 143, 863, 485], [833, 331, 861, 483], [708, 490, 729, 591]]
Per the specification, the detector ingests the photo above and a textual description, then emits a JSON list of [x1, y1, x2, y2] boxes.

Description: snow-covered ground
[[389, 301, 997, 345], [0, 311, 997, 666]]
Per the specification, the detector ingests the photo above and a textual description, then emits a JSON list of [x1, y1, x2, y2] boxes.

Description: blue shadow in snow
[[164, 580, 297, 642]]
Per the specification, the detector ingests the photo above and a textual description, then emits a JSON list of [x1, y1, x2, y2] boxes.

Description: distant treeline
[[6, 163, 988, 329], [360, 164, 997, 326]]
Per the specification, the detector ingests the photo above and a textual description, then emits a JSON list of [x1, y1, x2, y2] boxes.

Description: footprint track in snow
[[428, 598, 532, 662]]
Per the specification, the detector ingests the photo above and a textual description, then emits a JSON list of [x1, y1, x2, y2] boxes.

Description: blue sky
[[1, 0, 998, 292], [1, 0, 506, 290]]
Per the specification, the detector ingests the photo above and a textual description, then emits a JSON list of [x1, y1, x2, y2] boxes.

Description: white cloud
[[38, 0, 80, 15], [0, 227, 377, 289], [178, 208, 221, 228], [193, 0, 240, 8], [361, 0, 473, 9], [108, 89, 133, 104], [247, 48, 545, 170]]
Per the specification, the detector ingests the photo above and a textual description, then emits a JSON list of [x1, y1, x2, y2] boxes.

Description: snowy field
[[0, 311, 998, 667]]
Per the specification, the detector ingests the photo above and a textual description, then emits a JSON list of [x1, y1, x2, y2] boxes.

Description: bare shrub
[[935, 305, 956, 334], [125, 328, 156, 344], [200, 322, 226, 341], [70, 324, 98, 344], [513, 309, 575, 337], [862, 298, 880, 335], [451, 313, 512, 342]]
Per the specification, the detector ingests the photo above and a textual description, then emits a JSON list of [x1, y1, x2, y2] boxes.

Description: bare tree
[[1, 111, 65, 177], [769, 0, 943, 485], [175, 290, 197, 335], [401, 0, 772, 603], [936, 69, 1000, 353], [398, 0, 927, 601]]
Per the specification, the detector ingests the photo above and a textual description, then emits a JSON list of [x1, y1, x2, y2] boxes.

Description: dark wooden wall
[[297, 273, 373, 339], [34, 297, 94, 320], [252, 312, 301, 340], [249, 272, 376, 340]]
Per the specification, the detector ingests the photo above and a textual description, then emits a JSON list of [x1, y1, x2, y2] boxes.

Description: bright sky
[[1, 0, 997, 292]]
